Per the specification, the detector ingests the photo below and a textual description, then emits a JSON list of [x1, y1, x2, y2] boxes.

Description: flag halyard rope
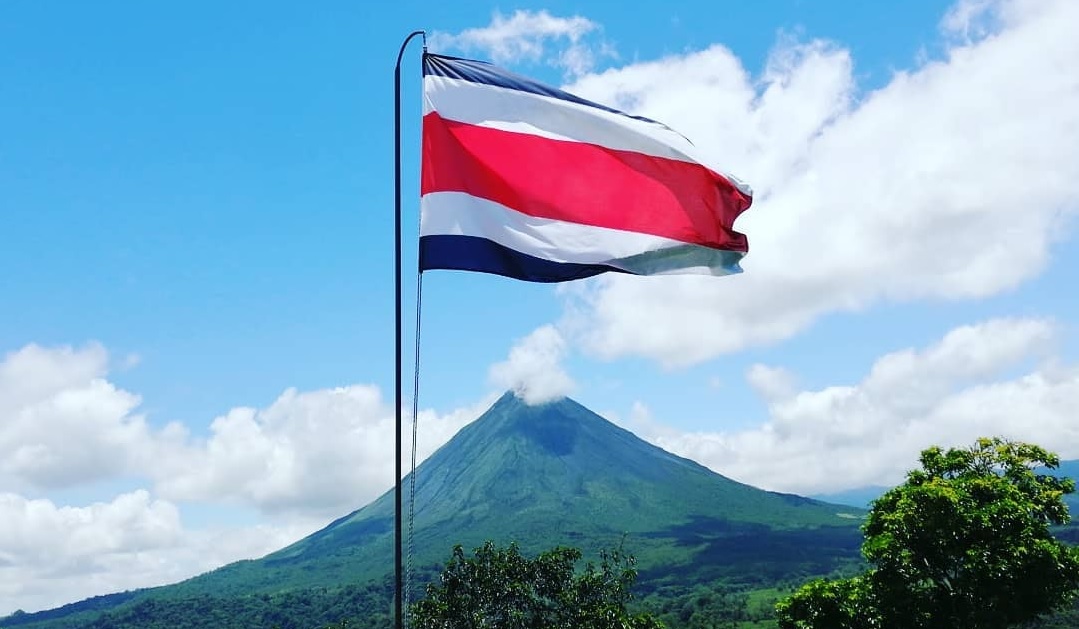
[[405, 273, 424, 624]]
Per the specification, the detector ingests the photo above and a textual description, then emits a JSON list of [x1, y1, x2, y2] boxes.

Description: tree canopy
[[776, 437, 1079, 629], [409, 540, 664, 629]]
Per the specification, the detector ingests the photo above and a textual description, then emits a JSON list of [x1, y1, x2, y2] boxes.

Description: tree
[[776, 437, 1079, 629], [409, 540, 665, 629]]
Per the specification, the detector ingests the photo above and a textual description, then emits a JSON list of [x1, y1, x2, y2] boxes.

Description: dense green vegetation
[[2, 584, 391, 629], [410, 541, 663, 628], [776, 438, 1079, 629]]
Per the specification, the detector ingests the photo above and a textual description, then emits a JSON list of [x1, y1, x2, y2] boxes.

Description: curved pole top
[[396, 30, 427, 70]]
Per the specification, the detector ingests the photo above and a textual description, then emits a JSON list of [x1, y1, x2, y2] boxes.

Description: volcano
[[5, 392, 864, 629]]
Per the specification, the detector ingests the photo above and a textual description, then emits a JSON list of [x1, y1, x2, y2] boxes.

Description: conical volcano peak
[[473, 391, 614, 457], [285, 389, 860, 575], [487, 389, 532, 411], [478, 390, 587, 423], [495, 388, 570, 409]]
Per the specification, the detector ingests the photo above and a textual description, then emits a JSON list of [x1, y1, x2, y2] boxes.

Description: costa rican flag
[[419, 53, 752, 283]]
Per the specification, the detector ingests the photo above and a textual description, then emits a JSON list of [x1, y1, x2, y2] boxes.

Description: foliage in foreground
[[410, 540, 665, 629], [0, 584, 395, 629], [775, 438, 1079, 629]]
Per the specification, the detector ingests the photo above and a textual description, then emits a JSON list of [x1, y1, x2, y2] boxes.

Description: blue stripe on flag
[[419, 234, 628, 283], [422, 53, 681, 136]]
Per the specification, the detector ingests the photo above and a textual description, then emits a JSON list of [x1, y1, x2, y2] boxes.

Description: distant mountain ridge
[[813, 459, 1079, 509], [810, 485, 892, 509], [4, 392, 865, 629]]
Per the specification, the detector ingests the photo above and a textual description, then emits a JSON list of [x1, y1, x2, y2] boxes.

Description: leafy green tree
[[776, 438, 1079, 629], [410, 540, 664, 629], [644, 584, 751, 628], [774, 574, 879, 628]]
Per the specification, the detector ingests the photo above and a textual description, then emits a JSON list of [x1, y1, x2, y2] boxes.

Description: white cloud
[[153, 387, 495, 517], [638, 318, 1079, 495], [558, 0, 1079, 367], [940, 0, 996, 38], [489, 325, 575, 405], [430, 10, 612, 76], [0, 343, 156, 491], [0, 342, 494, 518], [0, 490, 316, 616], [0, 490, 181, 569], [153, 385, 390, 516], [746, 364, 798, 401]]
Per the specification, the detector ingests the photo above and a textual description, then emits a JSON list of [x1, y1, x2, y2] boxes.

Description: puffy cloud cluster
[[155, 385, 393, 516], [0, 343, 492, 520], [430, 10, 612, 76], [642, 318, 1079, 494], [0, 490, 315, 615], [489, 325, 575, 405], [556, 0, 1079, 367], [0, 343, 153, 491], [154, 386, 495, 517], [0, 490, 181, 568]]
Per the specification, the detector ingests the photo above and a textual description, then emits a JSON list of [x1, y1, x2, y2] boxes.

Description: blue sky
[[3, 0, 1079, 615]]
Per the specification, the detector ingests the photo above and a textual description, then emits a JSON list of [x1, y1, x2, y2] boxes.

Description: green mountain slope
[[4, 392, 864, 629], [255, 392, 863, 590]]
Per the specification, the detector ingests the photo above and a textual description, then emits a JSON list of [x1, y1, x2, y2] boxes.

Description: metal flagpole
[[394, 28, 425, 629]]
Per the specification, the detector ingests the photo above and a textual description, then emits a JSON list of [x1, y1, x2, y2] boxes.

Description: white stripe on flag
[[421, 191, 707, 265], [424, 75, 702, 165]]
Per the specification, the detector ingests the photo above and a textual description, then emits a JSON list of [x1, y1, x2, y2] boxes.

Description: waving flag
[[419, 53, 752, 283]]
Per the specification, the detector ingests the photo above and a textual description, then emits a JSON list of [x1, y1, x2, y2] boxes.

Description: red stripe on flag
[[421, 112, 750, 251]]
